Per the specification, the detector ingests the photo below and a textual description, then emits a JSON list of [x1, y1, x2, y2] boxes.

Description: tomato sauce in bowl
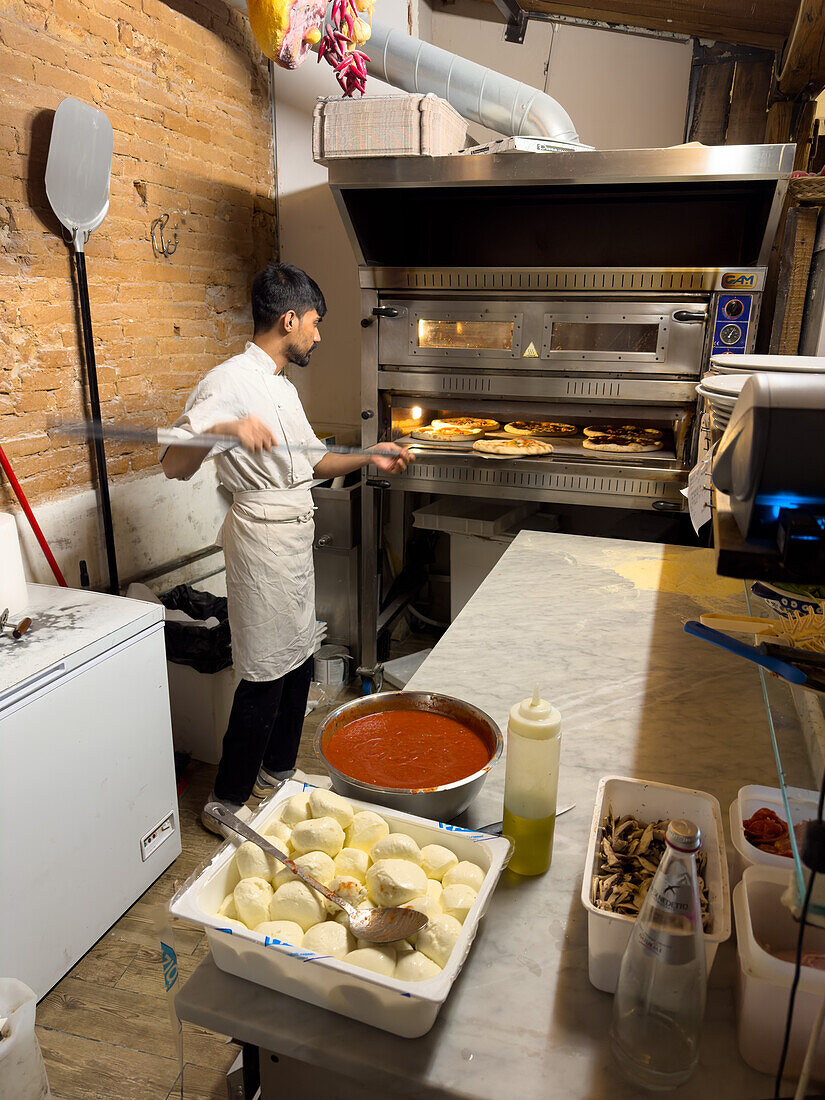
[[324, 711, 492, 790]]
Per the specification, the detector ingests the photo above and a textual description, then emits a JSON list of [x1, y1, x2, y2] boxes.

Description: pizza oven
[[326, 144, 793, 673]]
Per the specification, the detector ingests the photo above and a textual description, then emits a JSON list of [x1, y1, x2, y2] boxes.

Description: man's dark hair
[[251, 263, 326, 334]]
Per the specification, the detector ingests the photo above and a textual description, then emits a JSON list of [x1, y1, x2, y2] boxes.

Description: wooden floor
[[36, 688, 358, 1100]]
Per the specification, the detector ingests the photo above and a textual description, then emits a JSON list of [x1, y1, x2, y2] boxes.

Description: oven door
[[377, 298, 708, 377]]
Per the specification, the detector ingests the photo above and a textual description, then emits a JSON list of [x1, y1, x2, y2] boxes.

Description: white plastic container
[[0, 979, 50, 1099], [171, 781, 511, 1037], [166, 662, 238, 765], [580, 775, 731, 993], [728, 783, 818, 884], [734, 864, 825, 1077]]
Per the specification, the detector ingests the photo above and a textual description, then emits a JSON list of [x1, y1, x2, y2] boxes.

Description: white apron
[[221, 487, 316, 682]]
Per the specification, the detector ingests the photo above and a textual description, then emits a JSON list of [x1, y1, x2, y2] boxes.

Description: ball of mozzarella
[[263, 819, 292, 850], [269, 881, 327, 931], [366, 859, 428, 907], [255, 920, 304, 946], [281, 792, 312, 826], [369, 833, 423, 865], [344, 947, 396, 977], [345, 810, 390, 852], [401, 894, 441, 921], [395, 951, 443, 982], [416, 913, 462, 968], [302, 921, 354, 960], [333, 899, 374, 926], [420, 843, 459, 882], [442, 860, 485, 892], [233, 877, 274, 929], [440, 883, 477, 924], [217, 893, 238, 920], [291, 816, 345, 858], [308, 789, 354, 830], [334, 847, 369, 883], [325, 875, 369, 913], [216, 917, 248, 934], [426, 879, 443, 905], [235, 841, 276, 883], [273, 850, 335, 890]]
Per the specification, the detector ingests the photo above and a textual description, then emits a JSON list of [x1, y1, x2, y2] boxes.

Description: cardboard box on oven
[[312, 93, 468, 160], [170, 781, 511, 1037]]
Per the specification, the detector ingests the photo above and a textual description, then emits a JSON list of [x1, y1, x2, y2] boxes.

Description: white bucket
[[0, 979, 51, 1099], [313, 644, 351, 688]]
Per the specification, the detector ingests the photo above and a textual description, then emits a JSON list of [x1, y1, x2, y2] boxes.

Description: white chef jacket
[[165, 342, 327, 682]]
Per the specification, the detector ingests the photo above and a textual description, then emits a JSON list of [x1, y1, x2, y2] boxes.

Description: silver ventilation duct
[[363, 20, 579, 143], [223, 0, 580, 142]]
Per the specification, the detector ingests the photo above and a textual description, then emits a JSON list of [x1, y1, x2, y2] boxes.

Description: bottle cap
[[666, 819, 701, 853], [508, 684, 561, 741]]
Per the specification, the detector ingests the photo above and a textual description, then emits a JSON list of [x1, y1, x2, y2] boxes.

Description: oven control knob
[[724, 298, 744, 318], [361, 410, 375, 420], [719, 323, 742, 346]]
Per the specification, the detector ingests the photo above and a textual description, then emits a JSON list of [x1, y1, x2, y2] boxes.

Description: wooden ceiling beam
[[469, 0, 798, 49]]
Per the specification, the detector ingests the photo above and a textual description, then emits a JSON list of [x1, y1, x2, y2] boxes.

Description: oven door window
[[410, 313, 523, 359], [417, 319, 515, 351], [543, 314, 667, 362]]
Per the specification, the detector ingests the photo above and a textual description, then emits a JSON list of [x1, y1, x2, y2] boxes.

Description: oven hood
[[327, 143, 795, 285]]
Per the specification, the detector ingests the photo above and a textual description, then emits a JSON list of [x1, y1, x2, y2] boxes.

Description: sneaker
[[201, 791, 253, 838], [252, 767, 295, 799]]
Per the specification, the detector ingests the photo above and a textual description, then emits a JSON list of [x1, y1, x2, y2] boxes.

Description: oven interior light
[[411, 406, 423, 420]]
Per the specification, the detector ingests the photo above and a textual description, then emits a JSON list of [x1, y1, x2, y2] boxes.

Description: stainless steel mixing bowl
[[314, 691, 503, 821]]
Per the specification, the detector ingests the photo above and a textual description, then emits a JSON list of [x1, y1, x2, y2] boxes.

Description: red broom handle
[[0, 443, 68, 587]]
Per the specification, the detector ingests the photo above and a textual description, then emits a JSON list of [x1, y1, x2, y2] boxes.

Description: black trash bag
[[159, 584, 232, 674]]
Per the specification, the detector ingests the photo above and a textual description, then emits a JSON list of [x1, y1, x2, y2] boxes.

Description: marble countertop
[[0, 584, 163, 696], [175, 531, 812, 1098]]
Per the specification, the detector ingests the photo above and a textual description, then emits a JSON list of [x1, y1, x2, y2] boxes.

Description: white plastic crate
[[734, 865, 825, 1077], [580, 775, 731, 993], [171, 780, 511, 1037], [728, 783, 819, 884], [312, 93, 467, 159]]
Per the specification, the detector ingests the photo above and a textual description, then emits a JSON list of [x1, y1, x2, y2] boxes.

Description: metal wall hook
[[150, 213, 178, 257]]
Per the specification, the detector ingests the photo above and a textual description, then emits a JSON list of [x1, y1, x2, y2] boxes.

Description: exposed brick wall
[[0, 0, 277, 505]]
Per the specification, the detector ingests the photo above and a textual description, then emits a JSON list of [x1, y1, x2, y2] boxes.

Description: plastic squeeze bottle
[[610, 819, 707, 1091], [502, 685, 562, 876]]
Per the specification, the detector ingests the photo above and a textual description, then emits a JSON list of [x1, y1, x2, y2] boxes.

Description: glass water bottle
[[610, 818, 707, 1091]]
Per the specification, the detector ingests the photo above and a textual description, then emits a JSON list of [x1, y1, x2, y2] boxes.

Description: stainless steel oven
[[326, 144, 794, 676]]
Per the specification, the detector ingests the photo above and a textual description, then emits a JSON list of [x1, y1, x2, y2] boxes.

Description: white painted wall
[[426, 0, 692, 148], [2, 464, 229, 594]]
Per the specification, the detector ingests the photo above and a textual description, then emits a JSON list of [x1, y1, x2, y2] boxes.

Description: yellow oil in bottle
[[502, 807, 556, 876]]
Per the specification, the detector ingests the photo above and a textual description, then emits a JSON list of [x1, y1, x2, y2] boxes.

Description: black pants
[[213, 655, 314, 804]]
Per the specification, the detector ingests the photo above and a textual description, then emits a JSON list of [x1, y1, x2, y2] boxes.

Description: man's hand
[[210, 416, 278, 454], [367, 443, 414, 474]]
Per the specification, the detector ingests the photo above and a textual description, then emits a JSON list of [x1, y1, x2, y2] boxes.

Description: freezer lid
[[0, 584, 164, 696]]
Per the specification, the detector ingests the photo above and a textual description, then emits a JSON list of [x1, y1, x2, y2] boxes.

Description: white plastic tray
[[580, 775, 731, 993], [170, 781, 512, 1037]]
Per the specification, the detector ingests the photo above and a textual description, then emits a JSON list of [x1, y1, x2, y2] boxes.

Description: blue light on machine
[[755, 494, 825, 521]]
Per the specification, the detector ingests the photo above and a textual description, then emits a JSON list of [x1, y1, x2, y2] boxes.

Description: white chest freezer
[[0, 585, 182, 998]]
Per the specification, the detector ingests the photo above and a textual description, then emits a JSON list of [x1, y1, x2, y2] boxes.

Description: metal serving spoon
[[205, 803, 428, 944]]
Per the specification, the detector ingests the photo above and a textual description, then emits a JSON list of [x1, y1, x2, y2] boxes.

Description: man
[[162, 263, 411, 833]]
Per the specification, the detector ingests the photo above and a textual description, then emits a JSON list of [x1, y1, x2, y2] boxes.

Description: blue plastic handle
[[683, 620, 808, 685]]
